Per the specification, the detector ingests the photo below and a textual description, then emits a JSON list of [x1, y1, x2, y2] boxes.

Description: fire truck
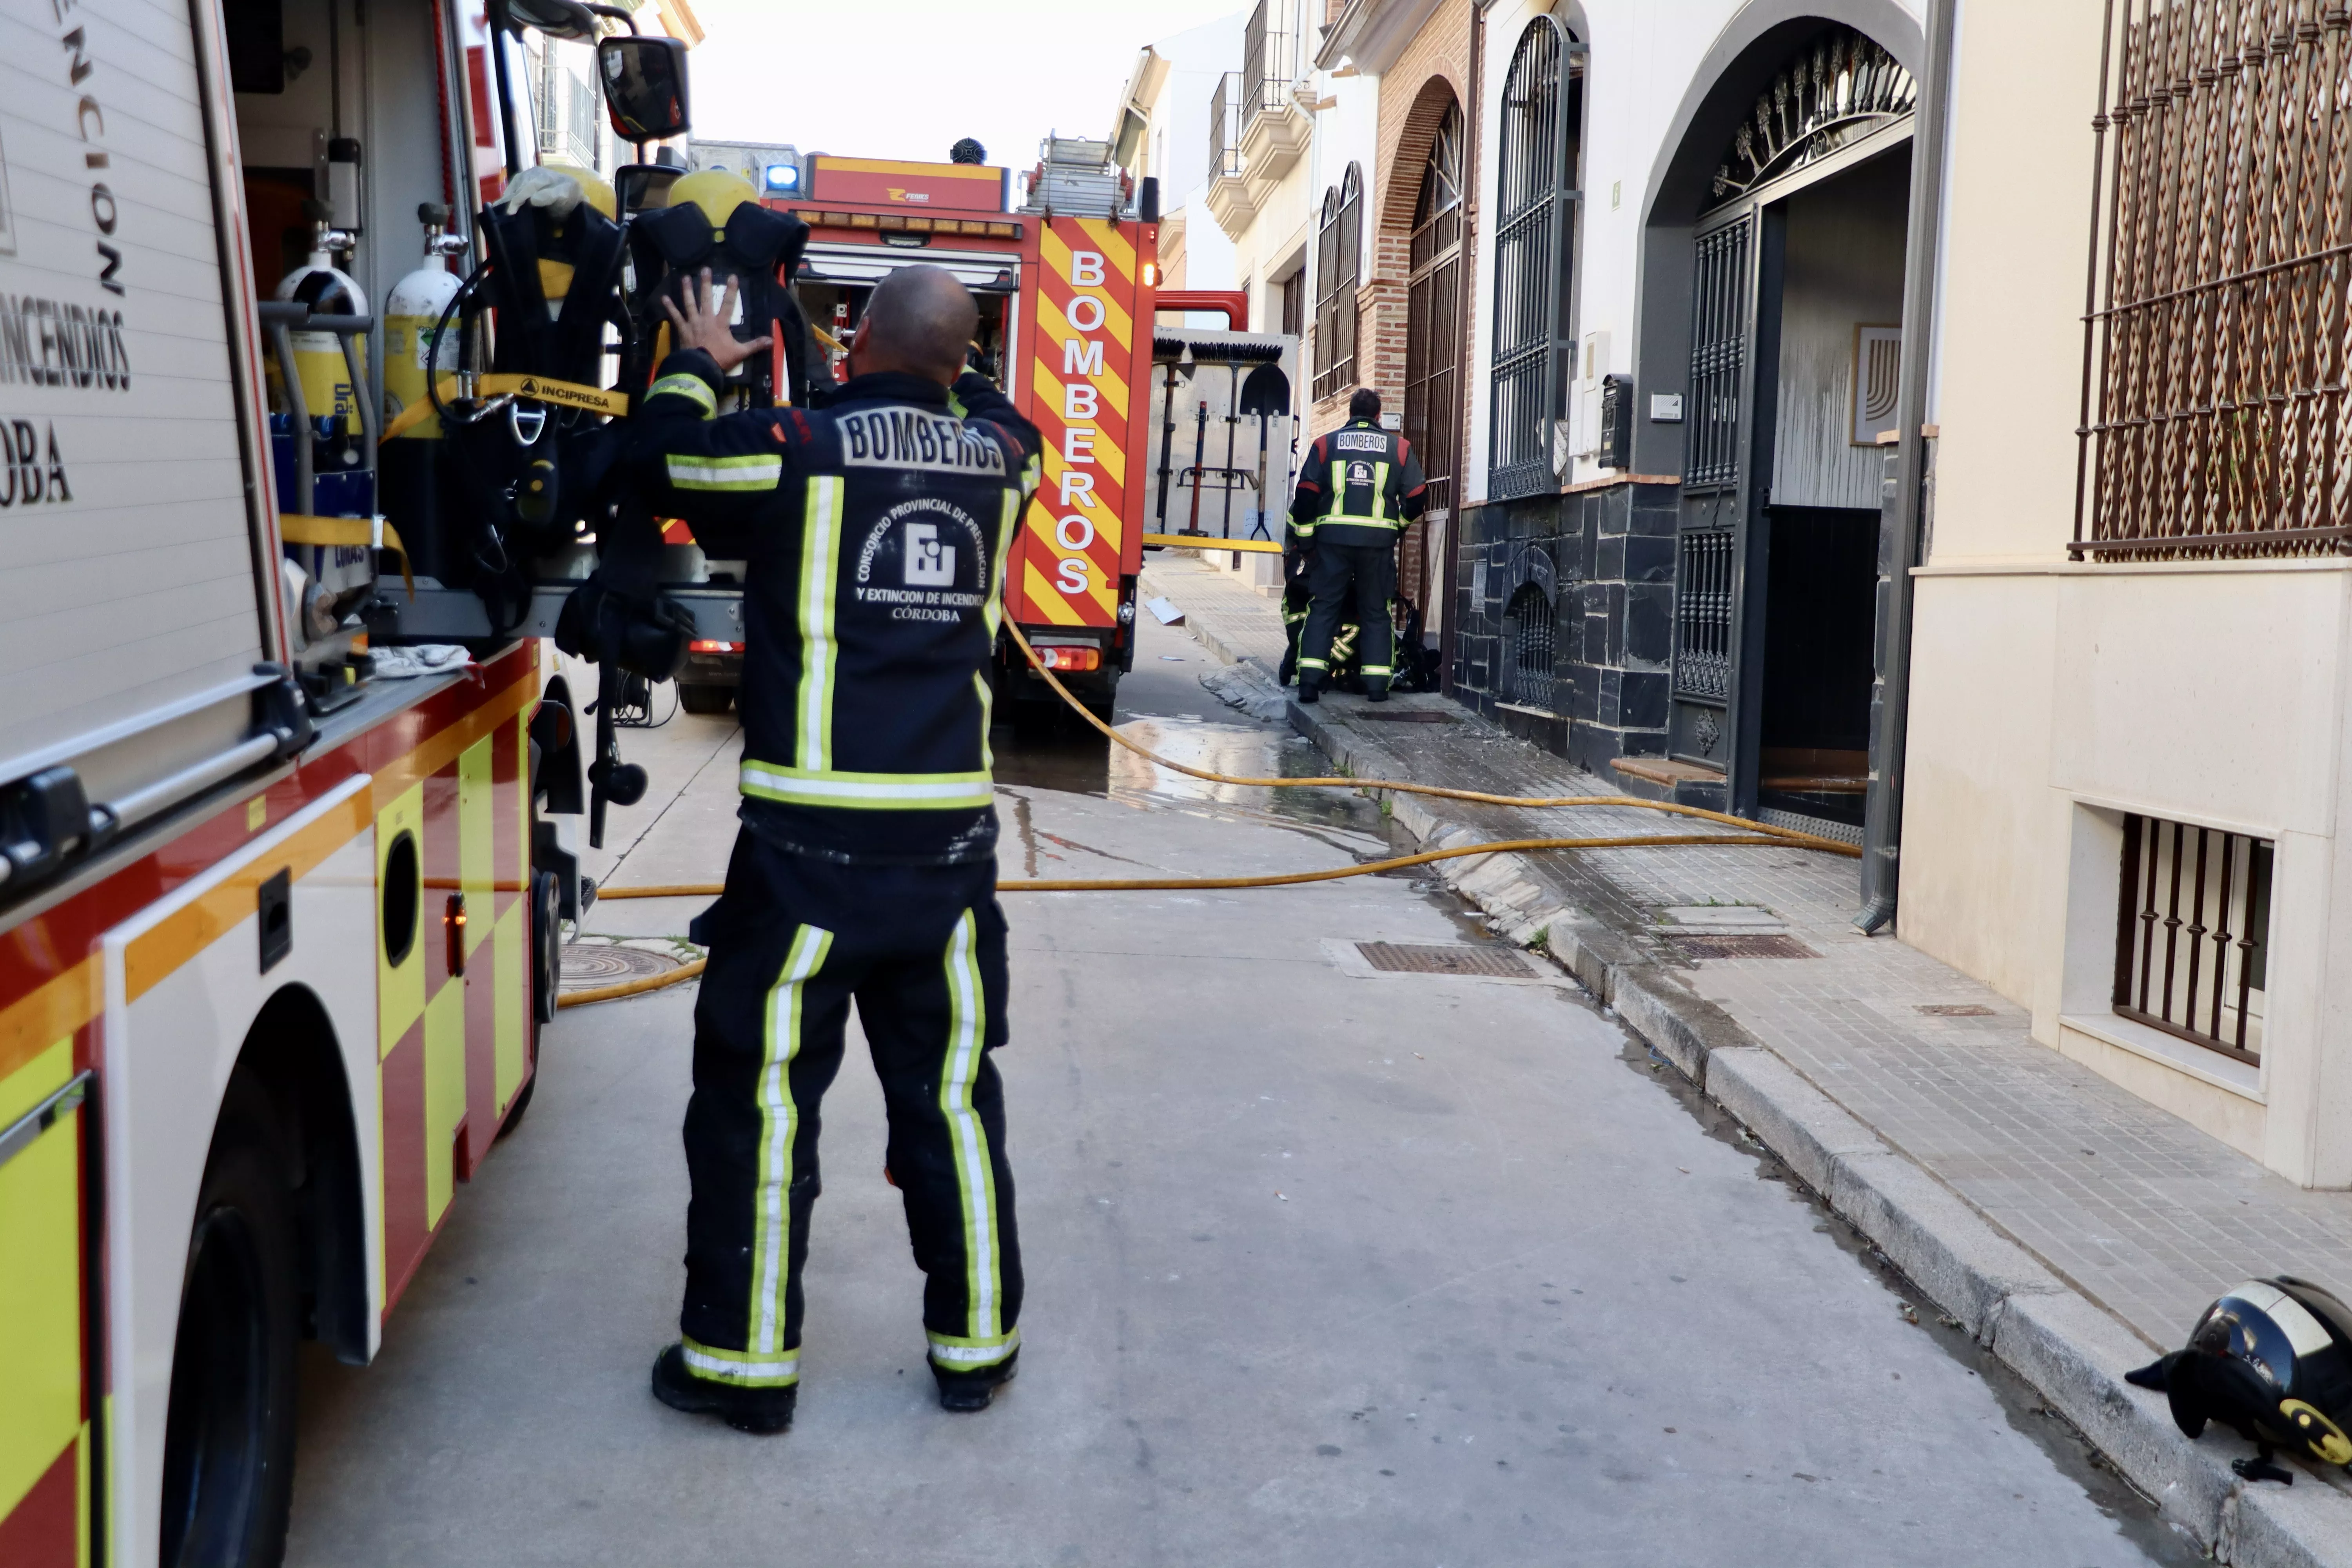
[[655, 136, 1164, 725], [0, 0, 699, 1561]]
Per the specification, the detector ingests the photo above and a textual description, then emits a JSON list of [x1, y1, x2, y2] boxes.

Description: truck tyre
[[503, 866, 561, 1138], [678, 682, 732, 715], [160, 1071, 299, 1568]]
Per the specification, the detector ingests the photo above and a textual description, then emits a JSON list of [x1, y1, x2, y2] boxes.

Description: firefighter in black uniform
[[1288, 387, 1426, 702], [624, 266, 1042, 1434]]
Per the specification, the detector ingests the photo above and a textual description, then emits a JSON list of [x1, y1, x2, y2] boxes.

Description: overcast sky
[[683, 0, 1243, 172]]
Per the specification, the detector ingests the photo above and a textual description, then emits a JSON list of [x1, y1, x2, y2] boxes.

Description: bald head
[[851, 265, 980, 387]]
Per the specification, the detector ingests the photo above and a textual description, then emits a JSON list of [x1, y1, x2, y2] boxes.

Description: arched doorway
[[1401, 97, 1463, 622], [1659, 23, 1916, 840]]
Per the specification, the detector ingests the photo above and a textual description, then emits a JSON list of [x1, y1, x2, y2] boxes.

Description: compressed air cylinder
[[383, 255, 460, 433], [381, 218, 464, 588], [276, 238, 370, 439]]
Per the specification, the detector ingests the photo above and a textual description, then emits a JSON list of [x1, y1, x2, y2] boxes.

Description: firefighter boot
[[651, 1343, 797, 1434], [935, 1348, 1020, 1412]]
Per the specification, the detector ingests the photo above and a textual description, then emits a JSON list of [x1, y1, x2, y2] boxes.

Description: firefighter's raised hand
[[661, 268, 772, 374]]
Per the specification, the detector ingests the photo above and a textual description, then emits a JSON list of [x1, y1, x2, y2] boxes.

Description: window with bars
[[1405, 101, 1465, 539], [1686, 216, 1752, 491], [2077, 1, 2352, 559], [1488, 18, 1584, 501], [1500, 583, 1559, 712], [2114, 814, 2273, 1063], [1314, 165, 1362, 402], [1673, 527, 1735, 702]]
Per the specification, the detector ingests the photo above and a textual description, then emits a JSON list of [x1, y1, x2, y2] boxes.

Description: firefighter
[[623, 265, 1042, 1434], [1288, 387, 1426, 703]]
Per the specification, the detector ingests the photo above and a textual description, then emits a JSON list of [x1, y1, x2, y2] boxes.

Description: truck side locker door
[[0, 1054, 102, 1566]]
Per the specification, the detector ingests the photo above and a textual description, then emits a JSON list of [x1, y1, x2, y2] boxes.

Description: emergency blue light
[[765, 163, 800, 190]]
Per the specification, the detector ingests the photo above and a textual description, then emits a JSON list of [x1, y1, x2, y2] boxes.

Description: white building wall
[[1293, 71, 1381, 340], [1465, 0, 1925, 500]]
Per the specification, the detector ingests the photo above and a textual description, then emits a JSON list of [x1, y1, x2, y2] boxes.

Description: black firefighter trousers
[[677, 829, 1022, 1391], [1299, 539, 1396, 694]]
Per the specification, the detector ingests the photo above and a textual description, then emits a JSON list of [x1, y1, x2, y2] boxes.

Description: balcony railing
[[1209, 72, 1243, 183], [1241, 0, 1296, 124]]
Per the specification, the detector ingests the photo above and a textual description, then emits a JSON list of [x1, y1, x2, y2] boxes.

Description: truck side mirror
[[504, 0, 598, 40], [599, 36, 691, 142]]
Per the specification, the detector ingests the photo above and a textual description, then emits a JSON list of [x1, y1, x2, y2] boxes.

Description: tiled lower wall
[[1449, 480, 1679, 772]]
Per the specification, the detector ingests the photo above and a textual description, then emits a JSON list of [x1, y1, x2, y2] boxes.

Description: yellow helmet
[[667, 169, 759, 234], [536, 161, 619, 221]]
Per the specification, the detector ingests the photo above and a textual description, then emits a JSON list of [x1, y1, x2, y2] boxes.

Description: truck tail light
[[689, 640, 743, 653], [1035, 644, 1102, 672]]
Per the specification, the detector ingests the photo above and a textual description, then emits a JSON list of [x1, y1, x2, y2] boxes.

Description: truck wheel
[[503, 867, 561, 1139], [678, 683, 732, 715], [160, 1071, 298, 1568]]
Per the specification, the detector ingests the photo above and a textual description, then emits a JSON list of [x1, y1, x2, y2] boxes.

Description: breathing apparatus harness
[[423, 167, 637, 635], [621, 171, 822, 408]]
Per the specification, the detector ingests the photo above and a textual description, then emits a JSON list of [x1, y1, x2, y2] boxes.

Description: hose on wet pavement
[[559, 622, 1856, 1007]]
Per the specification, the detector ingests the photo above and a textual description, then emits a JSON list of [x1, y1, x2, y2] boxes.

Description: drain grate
[[1353, 710, 1457, 724], [1916, 1003, 1996, 1017], [1669, 934, 1817, 960], [1356, 942, 1531, 977], [561, 944, 684, 990]]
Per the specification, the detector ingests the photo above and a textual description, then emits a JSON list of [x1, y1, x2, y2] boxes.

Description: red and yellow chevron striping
[[1018, 217, 1150, 627]]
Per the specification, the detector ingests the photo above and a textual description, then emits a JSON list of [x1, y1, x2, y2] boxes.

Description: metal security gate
[[1672, 209, 1773, 795], [1662, 26, 1919, 816]]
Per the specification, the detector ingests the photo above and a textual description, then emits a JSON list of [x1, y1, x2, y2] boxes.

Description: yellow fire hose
[[556, 622, 1854, 1009]]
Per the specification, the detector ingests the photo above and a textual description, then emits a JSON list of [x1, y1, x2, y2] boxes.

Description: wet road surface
[[285, 614, 2201, 1566]]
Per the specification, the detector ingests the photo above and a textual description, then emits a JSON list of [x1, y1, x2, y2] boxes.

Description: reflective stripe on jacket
[[628, 350, 1043, 862], [1287, 419, 1428, 548]]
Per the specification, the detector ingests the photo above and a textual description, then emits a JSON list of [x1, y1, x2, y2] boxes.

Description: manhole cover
[[1356, 942, 1531, 977], [561, 944, 683, 990], [1353, 710, 1457, 724], [1670, 935, 1817, 960]]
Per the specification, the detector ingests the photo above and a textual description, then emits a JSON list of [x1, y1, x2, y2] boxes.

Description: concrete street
[[285, 617, 2201, 1566]]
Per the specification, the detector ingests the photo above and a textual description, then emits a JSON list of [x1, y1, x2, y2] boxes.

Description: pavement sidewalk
[[1139, 552, 2352, 1567]]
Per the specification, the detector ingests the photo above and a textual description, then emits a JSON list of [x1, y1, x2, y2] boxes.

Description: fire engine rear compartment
[[229, 0, 474, 400]]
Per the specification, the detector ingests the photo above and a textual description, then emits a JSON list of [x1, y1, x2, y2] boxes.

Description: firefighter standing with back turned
[[1287, 387, 1428, 703], [622, 265, 1043, 1434]]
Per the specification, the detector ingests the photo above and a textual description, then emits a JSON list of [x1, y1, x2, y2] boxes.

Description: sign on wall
[[1852, 324, 1902, 445]]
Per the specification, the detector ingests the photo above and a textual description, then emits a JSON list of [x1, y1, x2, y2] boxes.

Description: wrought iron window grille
[[1672, 526, 1735, 702], [1314, 165, 1363, 402], [2075, 0, 2352, 559], [1708, 27, 1916, 207], [1404, 102, 1466, 604], [2113, 813, 2272, 1065], [1684, 217, 1754, 492], [1488, 20, 1586, 501], [1500, 583, 1561, 713]]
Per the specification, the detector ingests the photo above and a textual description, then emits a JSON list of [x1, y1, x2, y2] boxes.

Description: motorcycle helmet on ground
[[2127, 1276, 2352, 1484]]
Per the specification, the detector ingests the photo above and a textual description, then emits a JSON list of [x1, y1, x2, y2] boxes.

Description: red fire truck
[[0, 0, 635, 1561], [706, 145, 1163, 726]]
